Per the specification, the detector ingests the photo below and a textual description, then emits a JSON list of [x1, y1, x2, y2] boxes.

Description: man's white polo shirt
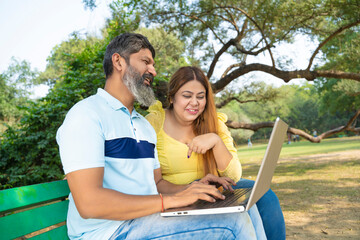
[[57, 88, 160, 239]]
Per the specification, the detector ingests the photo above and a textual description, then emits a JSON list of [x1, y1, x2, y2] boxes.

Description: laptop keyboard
[[194, 188, 252, 209]]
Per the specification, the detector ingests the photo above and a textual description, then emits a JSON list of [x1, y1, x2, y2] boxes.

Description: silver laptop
[[161, 117, 288, 217]]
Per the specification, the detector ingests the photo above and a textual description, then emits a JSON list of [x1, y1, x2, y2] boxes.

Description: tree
[[0, 4, 191, 188], [0, 2, 139, 188], [0, 39, 106, 189], [0, 58, 37, 129], [135, 27, 202, 105], [217, 81, 282, 143], [136, 27, 189, 78], [2, 0, 359, 188], [119, 0, 360, 142], [314, 26, 360, 115], [36, 33, 100, 86]]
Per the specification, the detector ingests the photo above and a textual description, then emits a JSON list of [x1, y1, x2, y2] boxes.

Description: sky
[[0, 0, 314, 97], [0, 0, 111, 72], [0, 0, 112, 97]]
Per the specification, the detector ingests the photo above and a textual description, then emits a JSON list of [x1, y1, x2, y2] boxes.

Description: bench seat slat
[[0, 180, 70, 214], [0, 200, 69, 239], [31, 224, 69, 240]]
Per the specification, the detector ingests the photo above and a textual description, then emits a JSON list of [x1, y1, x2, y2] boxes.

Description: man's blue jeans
[[110, 203, 266, 239], [237, 178, 286, 240], [110, 177, 285, 240]]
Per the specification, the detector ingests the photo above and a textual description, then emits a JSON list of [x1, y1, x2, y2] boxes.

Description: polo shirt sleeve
[[57, 104, 105, 174], [154, 147, 161, 170]]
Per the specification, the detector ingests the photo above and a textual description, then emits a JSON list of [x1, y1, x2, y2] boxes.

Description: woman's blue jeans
[[237, 178, 286, 240]]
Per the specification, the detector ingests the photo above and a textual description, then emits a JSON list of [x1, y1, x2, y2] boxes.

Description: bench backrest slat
[[0, 200, 69, 239], [0, 180, 70, 214], [0, 180, 70, 239]]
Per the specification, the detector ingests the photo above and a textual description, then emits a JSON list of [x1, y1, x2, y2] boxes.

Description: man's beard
[[123, 65, 156, 107]]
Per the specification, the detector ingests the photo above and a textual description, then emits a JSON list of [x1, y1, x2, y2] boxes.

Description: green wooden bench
[[0, 180, 70, 240]]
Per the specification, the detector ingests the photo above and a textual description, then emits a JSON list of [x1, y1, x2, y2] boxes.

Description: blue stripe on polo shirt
[[105, 137, 155, 159]]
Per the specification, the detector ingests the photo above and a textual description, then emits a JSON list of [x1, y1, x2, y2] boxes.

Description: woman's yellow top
[[146, 101, 242, 185]]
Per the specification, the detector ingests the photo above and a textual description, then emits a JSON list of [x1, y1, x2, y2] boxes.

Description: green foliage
[[82, 0, 97, 10], [0, 58, 38, 130], [240, 85, 291, 122], [37, 33, 100, 86], [221, 81, 358, 143], [281, 83, 320, 132], [0, 40, 106, 189], [270, 82, 356, 136], [217, 81, 280, 106], [0, 3, 192, 189], [1, 0, 359, 189], [136, 27, 189, 78], [333, 80, 360, 96], [0, 6, 139, 189], [102, 1, 141, 40], [121, 0, 360, 74], [314, 78, 360, 114], [319, 28, 360, 72], [217, 101, 254, 144], [216, 81, 281, 143], [314, 25, 360, 114]]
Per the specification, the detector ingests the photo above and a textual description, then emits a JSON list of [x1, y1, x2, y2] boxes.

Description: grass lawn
[[237, 136, 360, 164], [237, 136, 360, 239]]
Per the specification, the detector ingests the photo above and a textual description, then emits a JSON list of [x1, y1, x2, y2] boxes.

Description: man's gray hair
[[103, 33, 155, 79]]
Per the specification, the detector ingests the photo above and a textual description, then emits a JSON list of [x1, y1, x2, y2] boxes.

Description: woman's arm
[[154, 168, 188, 194], [186, 118, 242, 182], [154, 168, 235, 194], [216, 118, 242, 181]]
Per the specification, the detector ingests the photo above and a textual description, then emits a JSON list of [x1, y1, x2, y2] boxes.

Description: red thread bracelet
[[159, 193, 164, 212]]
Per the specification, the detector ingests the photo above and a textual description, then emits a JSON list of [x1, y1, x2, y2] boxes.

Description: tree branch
[[212, 63, 360, 93], [315, 70, 360, 81], [210, 21, 269, 79], [211, 13, 239, 33], [307, 19, 360, 70], [216, 97, 257, 108], [187, 15, 226, 45], [221, 62, 246, 78], [220, 5, 276, 67], [207, 18, 249, 79], [226, 109, 360, 143], [233, 43, 272, 56], [220, 7, 239, 33], [159, 11, 227, 45], [207, 39, 234, 79], [226, 120, 275, 131]]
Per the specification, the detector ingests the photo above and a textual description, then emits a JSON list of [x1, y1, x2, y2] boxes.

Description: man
[[57, 33, 260, 239]]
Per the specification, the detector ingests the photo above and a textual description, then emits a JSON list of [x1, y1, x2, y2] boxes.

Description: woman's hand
[[187, 133, 233, 171], [198, 173, 236, 192], [187, 133, 220, 158]]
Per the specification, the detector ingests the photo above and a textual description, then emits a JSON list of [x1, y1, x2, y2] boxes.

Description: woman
[[146, 66, 285, 240]]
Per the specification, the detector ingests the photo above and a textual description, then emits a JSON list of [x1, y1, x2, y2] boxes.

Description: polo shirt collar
[[96, 88, 141, 118]]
